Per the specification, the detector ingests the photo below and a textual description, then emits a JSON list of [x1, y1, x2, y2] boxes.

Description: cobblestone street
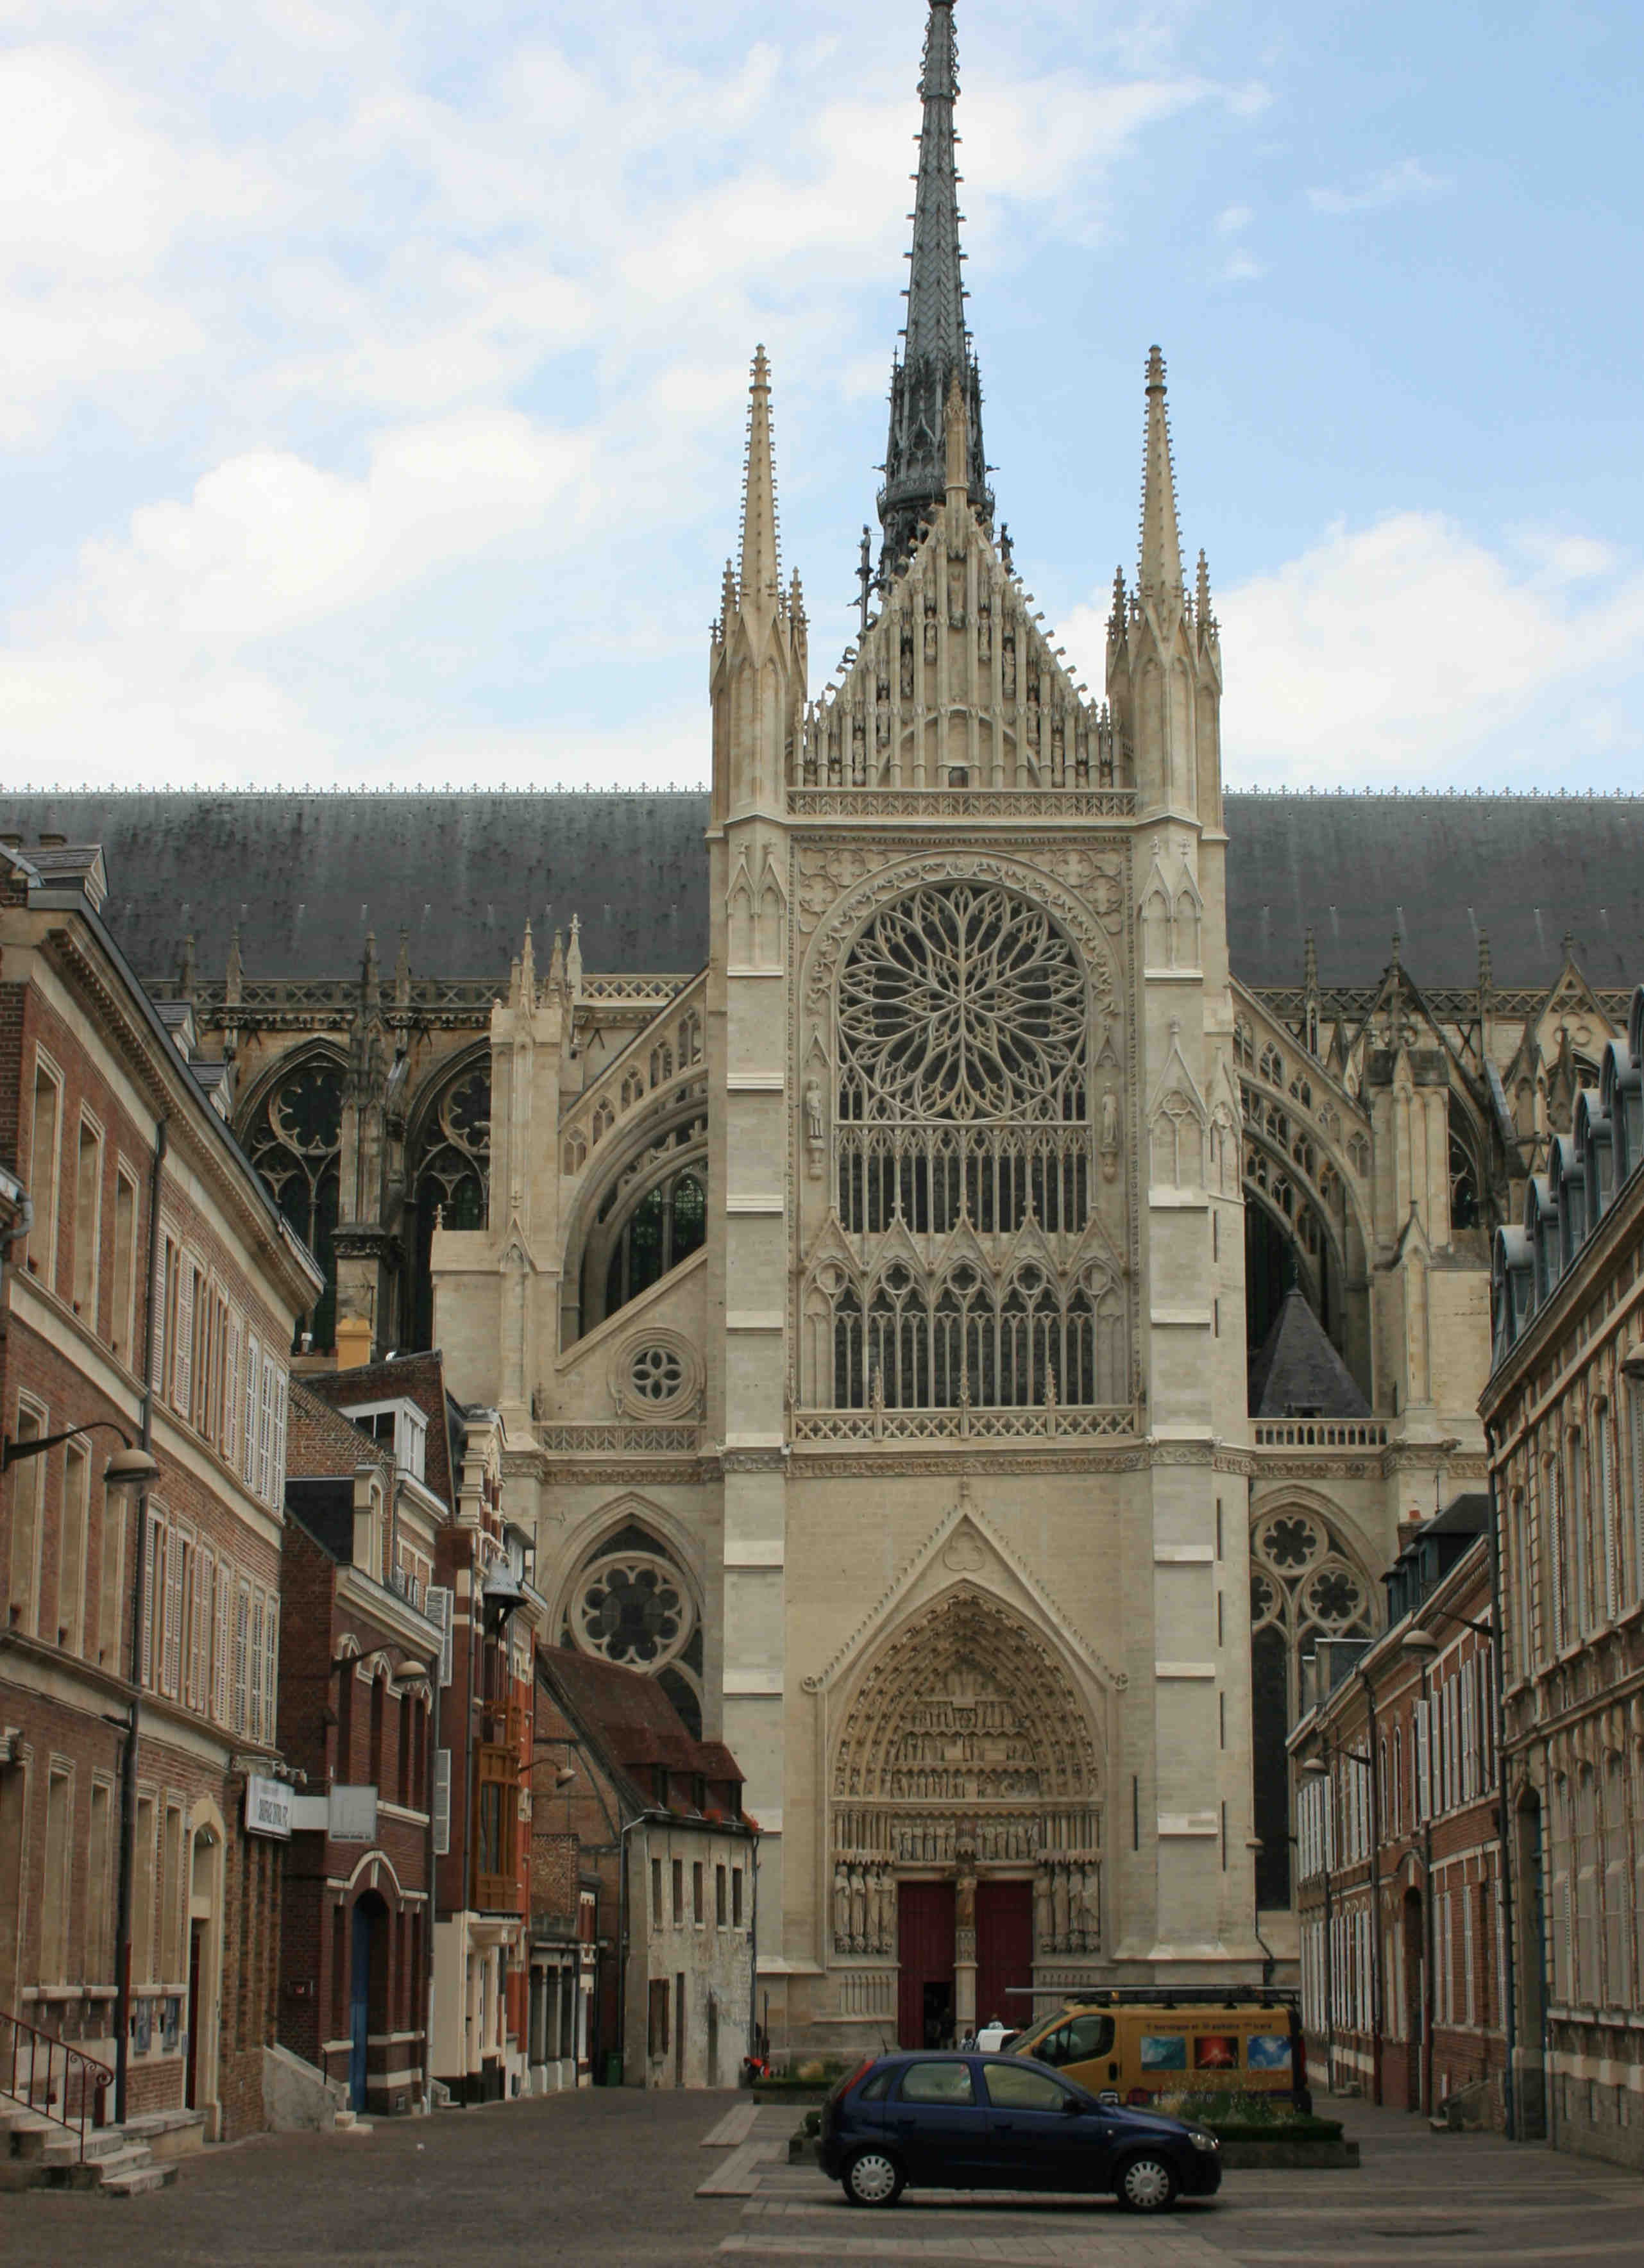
[[3, 2090, 1640, 2268]]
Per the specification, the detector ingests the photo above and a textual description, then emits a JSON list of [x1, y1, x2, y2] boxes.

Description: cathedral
[[8, 0, 1644, 2052]]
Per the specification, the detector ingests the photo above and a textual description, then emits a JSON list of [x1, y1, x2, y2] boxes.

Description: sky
[[2, 0, 1641, 795]]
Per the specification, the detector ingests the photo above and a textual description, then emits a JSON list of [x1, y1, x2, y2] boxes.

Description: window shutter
[[163, 1529, 185, 1698], [224, 1317, 241, 1466], [233, 1584, 250, 1735], [427, 1585, 453, 1686], [433, 1748, 452, 1856], [150, 1232, 169, 1392], [249, 1595, 265, 1742], [173, 1261, 195, 1415], [262, 1600, 279, 1746], [258, 1358, 275, 1503], [1416, 1698, 1430, 1818], [141, 1511, 162, 1687], [213, 1559, 231, 1723], [271, 1367, 287, 1509], [191, 1548, 212, 1711], [242, 1334, 260, 1487]]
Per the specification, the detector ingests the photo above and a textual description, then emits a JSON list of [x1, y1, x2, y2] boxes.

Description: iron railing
[[1, 2008, 113, 2162]]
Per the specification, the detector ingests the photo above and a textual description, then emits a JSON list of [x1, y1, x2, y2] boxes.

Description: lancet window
[[244, 1055, 341, 1352], [577, 1110, 708, 1334], [409, 1058, 491, 1348]]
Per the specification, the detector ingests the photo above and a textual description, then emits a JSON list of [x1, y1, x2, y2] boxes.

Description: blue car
[[817, 2049, 1223, 2212]]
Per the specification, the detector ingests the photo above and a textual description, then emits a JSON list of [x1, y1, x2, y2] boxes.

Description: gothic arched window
[[575, 1107, 708, 1335], [410, 1058, 491, 1349], [244, 1056, 342, 1352]]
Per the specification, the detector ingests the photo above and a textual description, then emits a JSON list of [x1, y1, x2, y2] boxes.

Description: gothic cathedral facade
[[437, 0, 1260, 2044]]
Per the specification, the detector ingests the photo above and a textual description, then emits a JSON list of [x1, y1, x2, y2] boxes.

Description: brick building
[[536, 1647, 756, 2088], [1486, 977, 1644, 2169], [300, 1352, 547, 2105], [0, 840, 321, 2142], [277, 1382, 444, 2113], [1291, 1497, 1507, 2127]]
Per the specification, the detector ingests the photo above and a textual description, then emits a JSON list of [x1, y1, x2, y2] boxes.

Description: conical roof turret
[[877, 1, 993, 577]]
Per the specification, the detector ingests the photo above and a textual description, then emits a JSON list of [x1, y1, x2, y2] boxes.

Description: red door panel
[[897, 1881, 956, 2049], [975, 1880, 1033, 2036]]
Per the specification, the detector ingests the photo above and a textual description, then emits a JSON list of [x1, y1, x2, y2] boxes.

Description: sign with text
[[245, 1775, 292, 1840], [328, 1784, 378, 1843]]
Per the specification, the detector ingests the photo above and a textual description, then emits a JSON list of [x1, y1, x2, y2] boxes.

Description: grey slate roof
[[1247, 1287, 1371, 1419], [3, 789, 1641, 990]]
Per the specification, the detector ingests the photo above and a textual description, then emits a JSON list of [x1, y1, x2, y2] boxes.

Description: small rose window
[[631, 1345, 684, 1404]]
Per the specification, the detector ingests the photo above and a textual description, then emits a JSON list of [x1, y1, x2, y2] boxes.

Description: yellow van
[[1010, 1995, 1309, 2113]]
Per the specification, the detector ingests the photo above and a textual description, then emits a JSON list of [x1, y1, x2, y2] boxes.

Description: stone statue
[[1034, 1866, 1053, 1954], [833, 1862, 851, 1951]]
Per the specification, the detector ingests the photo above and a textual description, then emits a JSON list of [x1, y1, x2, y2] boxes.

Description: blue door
[[886, 2058, 987, 2187], [349, 1902, 372, 2111]]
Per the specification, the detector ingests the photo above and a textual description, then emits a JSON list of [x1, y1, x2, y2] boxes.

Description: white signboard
[[328, 1784, 378, 1843], [245, 1775, 292, 1841]]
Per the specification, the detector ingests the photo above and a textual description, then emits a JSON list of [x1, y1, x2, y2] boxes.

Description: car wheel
[[1114, 2153, 1179, 2213], [843, 2149, 904, 2208]]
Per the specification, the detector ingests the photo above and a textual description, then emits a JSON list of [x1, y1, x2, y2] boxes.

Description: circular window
[[631, 1344, 684, 1403], [573, 1552, 695, 1673]]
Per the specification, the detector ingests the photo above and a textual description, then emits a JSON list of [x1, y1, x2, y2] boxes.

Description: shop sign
[[246, 1775, 292, 1840]]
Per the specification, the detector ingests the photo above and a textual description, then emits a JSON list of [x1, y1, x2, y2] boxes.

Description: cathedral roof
[[1247, 1287, 1371, 1421], [4, 789, 1640, 993]]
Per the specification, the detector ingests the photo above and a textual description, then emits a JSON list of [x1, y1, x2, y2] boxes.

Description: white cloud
[[1214, 512, 1644, 783], [1309, 157, 1450, 216], [1215, 203, 1252, 236]]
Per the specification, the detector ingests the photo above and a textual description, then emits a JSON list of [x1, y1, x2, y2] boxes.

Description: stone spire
[[878, 0, 993, 577], [1139, 346, 1185, 602], [738, 345, 781, 623]]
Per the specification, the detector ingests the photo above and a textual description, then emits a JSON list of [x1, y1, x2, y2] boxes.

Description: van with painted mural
[[1010, 1993, 1309, 2112]]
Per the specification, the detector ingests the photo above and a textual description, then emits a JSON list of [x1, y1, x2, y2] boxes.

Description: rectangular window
[[60, 1438, 91, 1654], [672, 1858, 683, 1925], [223, 1314, 241, 1467], [1464, 1880, 1477, 2027], [652, 1858, 663, 1927], [262, 1598, 279, 1743], [258, 1356, 275, 1503], [732, 1868, 743, 1927], [153, 1230, 174, 1397], [88, 1780, 112, 1984], [97, 1486, 125, 1671], [161, 1802, 183, 1985], [716, 1863, 727, 1926], [692, 1861, 704, 1925], [647, 1976, 670, 2056], [191, 1546, 214, 1712], [111, 1169, 138, 1363], [248, 1593, 265, 1741], [232, 1581, 250, 1734], [433, 1748, 452, 1856], [133, 1793, 156, 1984], [270, 1366, 288, 1509], [473, 1743, 516, 1907], [164, 1527, 189, 1700], [172, 1258, 196, 1416], [140, 1507, 162, 1686], [72, 1115, 102, 1319], [6, 1401, 46, 1635], [42, 1770, 72, 1983], [26, 1054, 62, 1280]]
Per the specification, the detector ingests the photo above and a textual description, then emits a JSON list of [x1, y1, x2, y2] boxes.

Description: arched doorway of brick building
[[348, 1891, 389, 2112]]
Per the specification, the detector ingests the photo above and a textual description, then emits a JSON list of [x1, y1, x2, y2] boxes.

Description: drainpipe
[[747, 1827, 760, 2067], [114, 1118, 167, 2127], [1484, 1419, 1518, 2139], [423, 1646, 440, 2116], [1361, 1667, 1386, 2105]]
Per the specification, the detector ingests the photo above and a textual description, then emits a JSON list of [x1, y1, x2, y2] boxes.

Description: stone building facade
[[0, 840, 321, 2141], [6, 1, 1644, 2046], [1484, 979, 1644, 2169]]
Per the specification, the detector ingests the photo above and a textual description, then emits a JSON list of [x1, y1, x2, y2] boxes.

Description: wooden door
[[896, 1881, 955, 2049], [974, 1881, 1033, 2036]]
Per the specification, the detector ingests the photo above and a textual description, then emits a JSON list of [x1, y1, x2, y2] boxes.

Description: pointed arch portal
[[828, 1584, 1105, 2040]]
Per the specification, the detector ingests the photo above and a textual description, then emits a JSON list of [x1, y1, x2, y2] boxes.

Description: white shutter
[[242, 1334, 260, 1487], [233, 1584, 250, 1735], [271, 1367, 288, 1509], [224, 1318, 241, 1467], [433, 1748, 452, 1856], [1416, 1697, 1430, 1818], [173, 1261, 195, 1415], [141, 1511, 162, 1687], [427, 1585, 453, 1686], [249, 1594, 264, 1742], [213, 1559, 231, 1723], [262, 1600, 279, 1747], [163, 1529, 185, 1697], [150, 1231, 169, 1392], [258, 1357, 275, 1503]]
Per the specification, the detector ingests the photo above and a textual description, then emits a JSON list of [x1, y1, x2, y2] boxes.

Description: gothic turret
[[877, 0, 993, 579], [1106, 347, 1222, 820], [710, 346, 805, 820]]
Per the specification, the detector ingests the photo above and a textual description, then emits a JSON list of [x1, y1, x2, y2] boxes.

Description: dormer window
[[341, 1396, 428, 1483]]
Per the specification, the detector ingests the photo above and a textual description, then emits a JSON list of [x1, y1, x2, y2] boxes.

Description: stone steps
[[0, 2090, 176, 2196]]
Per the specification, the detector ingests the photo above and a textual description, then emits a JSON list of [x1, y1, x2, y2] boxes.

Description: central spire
[[877, 0, 992, 579]]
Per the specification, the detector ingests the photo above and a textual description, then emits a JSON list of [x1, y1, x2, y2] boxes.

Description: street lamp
[[3, 1421, 159, 1491]]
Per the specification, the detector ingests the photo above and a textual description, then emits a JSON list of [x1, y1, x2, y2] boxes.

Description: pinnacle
[[737, 343, 781, 614], [1138, 344, 1185, 600]]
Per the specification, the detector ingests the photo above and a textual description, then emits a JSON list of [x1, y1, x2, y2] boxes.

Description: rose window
[[838, 883, 1087, 1124], [1305, 1566, 1364, 1628], [576, 1555, 691, 1668], [630, 1345, 685, 1403]]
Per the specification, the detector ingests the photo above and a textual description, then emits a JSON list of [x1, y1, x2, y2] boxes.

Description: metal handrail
[[1, 2009, 114, 2162]]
